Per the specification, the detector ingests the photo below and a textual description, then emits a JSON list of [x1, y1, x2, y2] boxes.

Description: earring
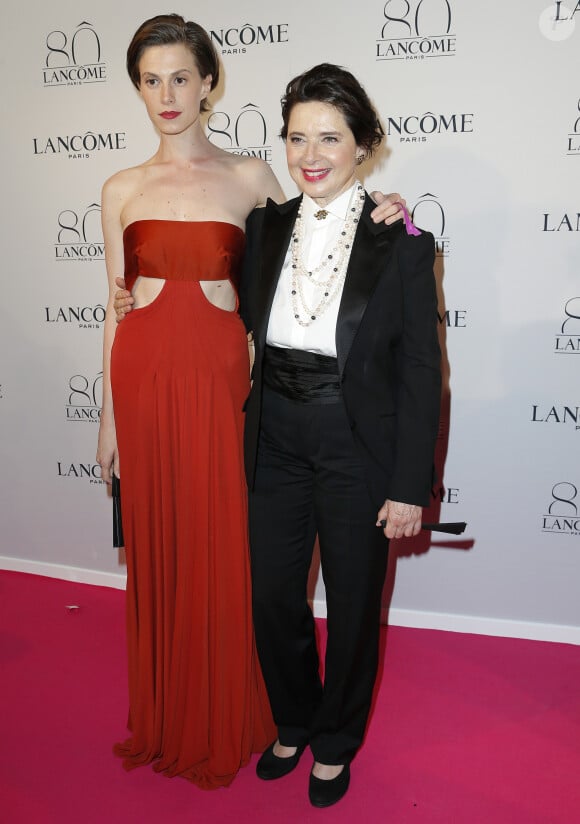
[[356, 154, 365, 166]]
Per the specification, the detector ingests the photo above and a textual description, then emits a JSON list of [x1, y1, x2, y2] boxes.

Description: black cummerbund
[[263, 345, 341, 404]]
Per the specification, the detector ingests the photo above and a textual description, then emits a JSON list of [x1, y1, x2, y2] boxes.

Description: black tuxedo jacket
[[240, 193, 441, 509]]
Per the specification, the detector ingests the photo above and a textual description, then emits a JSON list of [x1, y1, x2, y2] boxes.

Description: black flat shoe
[[308, 763, 350, 808], [256, 740, 307, 781]]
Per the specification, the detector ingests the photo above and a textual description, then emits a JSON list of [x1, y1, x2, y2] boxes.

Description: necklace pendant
[[314, 209, 328, 220]]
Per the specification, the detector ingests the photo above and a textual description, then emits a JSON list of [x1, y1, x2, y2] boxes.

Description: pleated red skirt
[[110, 223, 274, 789]]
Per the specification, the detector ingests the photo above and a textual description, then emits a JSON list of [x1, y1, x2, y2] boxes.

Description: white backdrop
[[1, 0, 579, 643]]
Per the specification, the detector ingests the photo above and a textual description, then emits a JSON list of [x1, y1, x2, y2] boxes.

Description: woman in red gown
[[96, 15, 283, 789]]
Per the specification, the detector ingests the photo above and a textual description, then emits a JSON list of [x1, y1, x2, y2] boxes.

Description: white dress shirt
[[266, 183, 360, 357]]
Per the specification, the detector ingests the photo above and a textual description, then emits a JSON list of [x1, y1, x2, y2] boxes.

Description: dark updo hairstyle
[[280, 63, 384, 159], [126, 14, 219, 112]]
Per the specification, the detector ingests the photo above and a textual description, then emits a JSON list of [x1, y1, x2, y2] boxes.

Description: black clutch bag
[[379, 520, 467, 535], [112, 475, 124, 548]]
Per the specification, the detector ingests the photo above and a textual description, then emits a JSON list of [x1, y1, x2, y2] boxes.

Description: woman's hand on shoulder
[[369, 192, 406, 225]]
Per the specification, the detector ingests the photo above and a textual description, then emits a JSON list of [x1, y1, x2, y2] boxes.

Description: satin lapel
[[336, 195, 398, 377], [255, 196, 302, 346]]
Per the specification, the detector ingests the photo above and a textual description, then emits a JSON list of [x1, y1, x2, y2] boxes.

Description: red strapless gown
[[110, 220, 274, 789]]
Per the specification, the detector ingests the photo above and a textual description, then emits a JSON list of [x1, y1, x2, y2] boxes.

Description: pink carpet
[[1, 570, 579, 823]]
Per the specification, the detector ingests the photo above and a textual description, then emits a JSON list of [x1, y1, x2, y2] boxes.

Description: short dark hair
[[280, 63, 384, 158], [126, 14, 219, 112]]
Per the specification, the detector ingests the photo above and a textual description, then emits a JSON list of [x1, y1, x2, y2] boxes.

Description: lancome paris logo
[[542, 482, 580, 535], [57, 460, 104, 484], [33, 132, 126, 160], [555, 297, 580, 353], [567, 98, 580, 155], [542, 211, 580, 231], [45, 305, 105, 328], [531, 404, 580, 429], [207, 104, 271, 162], [43, 22, 106, 86], [376, 0, 456, 61], [55, 203, 104, 261], [66, 372, 102, 423], [209, 22, 289, 55], [386, 111, 473, 144]]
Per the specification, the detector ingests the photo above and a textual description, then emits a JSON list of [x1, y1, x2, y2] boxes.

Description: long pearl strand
[[290, 183, 365, 327]]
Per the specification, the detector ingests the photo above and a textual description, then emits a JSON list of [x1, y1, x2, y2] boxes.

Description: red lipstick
[[302, 168, 330, 183], [160, 111, 180, 119]]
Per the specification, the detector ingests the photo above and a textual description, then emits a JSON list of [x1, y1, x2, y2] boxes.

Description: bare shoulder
[[102, 165, 145, 203], [230, 155, 285, 206], [101, 164, 154, 226]]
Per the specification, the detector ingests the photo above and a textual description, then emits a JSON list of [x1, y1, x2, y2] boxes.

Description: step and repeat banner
[[1, 1, 578, 639]]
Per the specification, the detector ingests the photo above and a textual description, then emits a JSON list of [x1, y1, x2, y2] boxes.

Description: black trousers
[[249, 386, 389, 765]]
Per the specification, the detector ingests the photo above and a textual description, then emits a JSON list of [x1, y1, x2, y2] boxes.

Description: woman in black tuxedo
[[242, 63, 441, 807]]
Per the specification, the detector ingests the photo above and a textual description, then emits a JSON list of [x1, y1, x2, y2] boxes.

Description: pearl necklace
[[290, 183, 365, 327]]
